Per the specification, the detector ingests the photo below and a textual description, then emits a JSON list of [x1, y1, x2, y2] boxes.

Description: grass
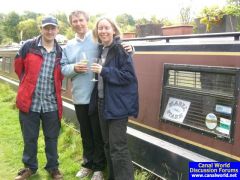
[[0, 82, 151, 180], [0, 83, 85, 179]]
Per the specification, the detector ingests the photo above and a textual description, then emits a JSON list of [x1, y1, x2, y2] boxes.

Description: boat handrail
[[123, 32, 240, 43]]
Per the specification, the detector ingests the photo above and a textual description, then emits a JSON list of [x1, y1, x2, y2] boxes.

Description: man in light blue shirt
[[61, 11, 105, 180]]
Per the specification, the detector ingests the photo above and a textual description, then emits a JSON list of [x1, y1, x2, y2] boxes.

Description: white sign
[[163, 97, 191, 123], [215, 104, 232, 115]]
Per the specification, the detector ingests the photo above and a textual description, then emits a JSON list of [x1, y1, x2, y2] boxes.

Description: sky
[[0, 0, 227, 21]]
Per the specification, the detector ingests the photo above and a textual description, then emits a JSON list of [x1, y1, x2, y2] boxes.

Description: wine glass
[[80, 52, 88, 65], [75, 52, 88, 64], [91, 58, 101, 82], [75, 52, 81, 64], [75, 52, 89, 73]]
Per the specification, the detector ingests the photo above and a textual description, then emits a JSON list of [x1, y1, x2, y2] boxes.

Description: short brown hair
[[69, 10, 89, 24]]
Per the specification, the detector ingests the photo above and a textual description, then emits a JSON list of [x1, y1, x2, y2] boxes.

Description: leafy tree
[[88, 14, 103, 30], [135, 16, 171, 26], [159, 18, 173, 26], [0, 13, 5, 21], [0, 26, 4, 44], [135, 17, 149, 25], [54, 12, 69, 34], [65, 27, 74, 40], [116, 13, 135, 32], [150, 16, 160, 24], [1, 37, 13, 45], [17, 19, 39, 40], [224, 0, 240, 16], [21, 11, 41, 20], [116, 14, 135, 26], [3, 12, 20, 42], [200, 5, 225, 32], [227, 0, 240, 6], [36, 15, 44, 27], [57, 20, 69, 35], [0, 13, 5, 44], [54, 12, 68, 24]]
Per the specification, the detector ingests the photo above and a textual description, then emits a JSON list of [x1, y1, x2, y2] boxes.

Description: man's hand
[[121, 42, 133, 53], [74, 63, 88, 73]]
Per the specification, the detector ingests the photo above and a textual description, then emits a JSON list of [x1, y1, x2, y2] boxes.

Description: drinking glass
[[80, 52, 88, 65], [91, 58, 100, 82], [75, 52, 88, 65], [75, 52, 89, 74]]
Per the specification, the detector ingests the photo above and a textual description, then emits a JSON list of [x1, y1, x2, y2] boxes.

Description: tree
[[200, 5, 224, 32], [0, 13, 5, 44], [21, 11, 41, 21], [224, 0, 240, 16], [57, 20, 69, 35], [0, 13, 5, 22], [65, 27, 74, 40], [150, 16, 160, 24], [135, 17, 149, 25], [17, 19, 39, 40], [116, 14, 135, 27], [116, 13, 135, 32], [227, 0, 240, 6], [88, 14, 103, 30], [3, 12, 20, 42], [54, 12, 68, 25], [54, 12, 69, 34], [135, 16, 171, 26]]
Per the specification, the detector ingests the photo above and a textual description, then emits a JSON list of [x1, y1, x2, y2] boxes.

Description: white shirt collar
[[75, 31, 91, 42]]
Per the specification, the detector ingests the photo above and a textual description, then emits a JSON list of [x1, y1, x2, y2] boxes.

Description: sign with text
[[163, 97, 191, 123]]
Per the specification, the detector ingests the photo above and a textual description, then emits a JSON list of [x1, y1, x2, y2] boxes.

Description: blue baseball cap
[[41, 16, 58, 27]]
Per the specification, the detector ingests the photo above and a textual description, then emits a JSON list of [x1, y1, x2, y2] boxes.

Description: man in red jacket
[[14, 15, 63, 180]]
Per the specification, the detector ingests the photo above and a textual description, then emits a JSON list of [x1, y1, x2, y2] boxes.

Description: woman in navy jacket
[[90, 17, 138, 180]]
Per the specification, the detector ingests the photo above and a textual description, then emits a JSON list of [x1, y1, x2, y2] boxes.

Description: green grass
[[0, 83, 86, 179], [0, 82, 151, 180]]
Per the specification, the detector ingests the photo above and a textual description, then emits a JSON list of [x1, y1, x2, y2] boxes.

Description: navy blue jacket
[[89, 37, 139, 120]]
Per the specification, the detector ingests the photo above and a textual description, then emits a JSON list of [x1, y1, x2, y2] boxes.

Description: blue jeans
[[19, 110, 60, 172]]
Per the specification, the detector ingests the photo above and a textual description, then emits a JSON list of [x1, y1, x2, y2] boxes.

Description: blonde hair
[[93, 17, 121, 44], [69, 10, 89, 24]]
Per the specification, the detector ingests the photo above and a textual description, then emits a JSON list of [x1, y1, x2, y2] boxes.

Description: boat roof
[[124, 32, 240, 46]]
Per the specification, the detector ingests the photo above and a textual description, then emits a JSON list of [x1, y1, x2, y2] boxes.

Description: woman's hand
[[91, 63, 102, 74]]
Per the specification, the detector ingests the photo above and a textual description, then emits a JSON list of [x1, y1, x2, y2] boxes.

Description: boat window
[[61, 77, 68, 90], [4, 57, 11, 73], [0, 57, 2, 71], [160, 64, 240, 142]]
